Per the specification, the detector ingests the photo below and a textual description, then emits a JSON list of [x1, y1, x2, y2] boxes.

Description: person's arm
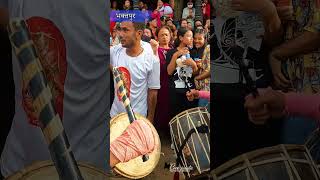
[[199, 91, 210, 100], [110, 151, 120, 168], [269, 29, 320, 88], [271, 0, 320, 60], [147, 89, 158, 123], [167, 52, 179, 75], [231, 0, 283, 47], [261, 5, 283, 47], [182, 8, 188, 19], [195, 70, 210, 80], [245, 88, 320, 124], [285, 93, 320, 121], [147, 55, 160, 123], [270, 31, 320, 61]]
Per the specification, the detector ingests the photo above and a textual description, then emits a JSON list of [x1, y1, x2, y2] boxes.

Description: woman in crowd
[[152, 0, 173, 27], [166, 28, 198, 119], [154, 26, 173, 131], [191, 28, 210, 107], [182, 1, 195, 28]]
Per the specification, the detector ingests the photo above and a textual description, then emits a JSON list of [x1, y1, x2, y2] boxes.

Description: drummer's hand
[[245, 87, 286, 124], [186, 89, 199, 101]]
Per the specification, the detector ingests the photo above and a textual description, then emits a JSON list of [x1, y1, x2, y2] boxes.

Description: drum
[[306, 129, 320, 165], [5, 161, 108, 180], [169, 107, 210, 178], [211, 144, 320, 180], [110, 113, 161, 179]]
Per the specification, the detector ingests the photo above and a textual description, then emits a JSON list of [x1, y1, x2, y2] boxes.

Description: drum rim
[[110, 112, 161, 179], [169, 107, 209, 124], [212, 144, 309, 176], [5, 160, 108, 179]]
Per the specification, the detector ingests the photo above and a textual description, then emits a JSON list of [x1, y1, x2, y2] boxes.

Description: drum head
[[5, 161, 108, 180], [110, 113, 161, 179]]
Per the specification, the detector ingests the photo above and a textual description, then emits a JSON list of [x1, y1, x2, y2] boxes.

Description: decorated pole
[[8, 19, 83, 180], [112, 67, 149, 162]]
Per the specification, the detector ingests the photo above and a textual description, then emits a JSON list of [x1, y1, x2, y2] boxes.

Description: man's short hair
[[133, 22, 145, 31], [121, 21, 145, 31]]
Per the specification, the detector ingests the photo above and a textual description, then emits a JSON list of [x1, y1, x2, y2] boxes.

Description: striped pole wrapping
[[112, 67, 148, 161], [112, 67, 136, 123], [8, 19, 84, 180]]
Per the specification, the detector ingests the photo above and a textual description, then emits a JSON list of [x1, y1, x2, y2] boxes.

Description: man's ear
[[137, 30, 143, 37]]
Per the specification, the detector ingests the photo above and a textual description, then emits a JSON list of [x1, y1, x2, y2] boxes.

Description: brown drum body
[[5, 161, 108, 180], [169, 107, 210, 178], [110, 113, 161, 179], [211, 144, 320, 180]]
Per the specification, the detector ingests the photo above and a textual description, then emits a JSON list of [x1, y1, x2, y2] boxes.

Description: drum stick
[[112, 67, 149, 162], [8, 19, 84, 180]]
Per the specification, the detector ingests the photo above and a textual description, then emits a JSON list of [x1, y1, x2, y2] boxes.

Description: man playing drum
[[110, 21, 160, 124]]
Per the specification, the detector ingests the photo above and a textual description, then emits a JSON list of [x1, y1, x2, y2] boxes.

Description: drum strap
[[175, 125, 209, 167]]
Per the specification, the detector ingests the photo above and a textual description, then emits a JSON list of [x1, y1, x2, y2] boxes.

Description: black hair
[[133, 22, 146, 31], [194, 28, 205, 35], [160, 16, 167, 21], [180, 18, 187, 25], [174, 27, 190, 48], [156, 25, 173, 37]]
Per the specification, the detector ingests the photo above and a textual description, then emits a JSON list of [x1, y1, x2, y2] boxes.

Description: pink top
[[285, 93, 320, 121], [199, 91, 210, 100]]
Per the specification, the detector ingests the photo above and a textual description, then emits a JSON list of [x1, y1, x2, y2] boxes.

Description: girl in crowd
[[123, 0, 132, 10], [154, 26, 173, 131], [166, 28, 198, 119], [191, 28, 210, 107]]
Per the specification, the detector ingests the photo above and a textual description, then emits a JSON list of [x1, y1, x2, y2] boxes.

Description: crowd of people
[[110, 0, 211, 132]]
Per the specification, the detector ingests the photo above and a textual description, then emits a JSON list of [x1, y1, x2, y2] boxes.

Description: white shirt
[[0, 0, 109, 176], [110, 44, 160, 118]]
